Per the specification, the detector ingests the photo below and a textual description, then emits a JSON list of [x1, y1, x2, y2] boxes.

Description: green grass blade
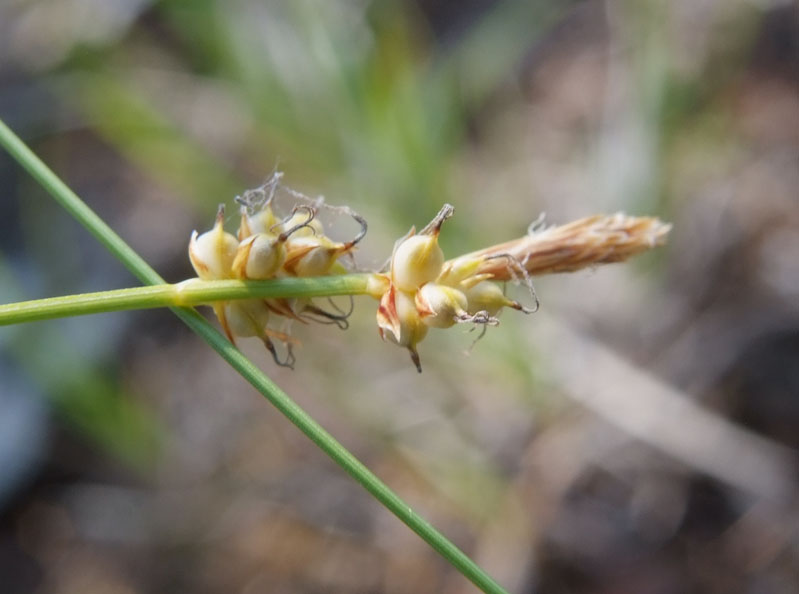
[[0, 118, 509, 594]]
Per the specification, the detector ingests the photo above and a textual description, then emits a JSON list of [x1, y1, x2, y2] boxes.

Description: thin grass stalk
[[0, 276, 372, 326], [0, 119, 509, 594]]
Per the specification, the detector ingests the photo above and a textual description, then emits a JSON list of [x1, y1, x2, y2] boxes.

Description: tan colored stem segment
[[449, 214, 671, 281]]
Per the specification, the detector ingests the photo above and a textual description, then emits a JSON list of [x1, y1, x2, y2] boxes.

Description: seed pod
[[391, 234, 444, 292], [282, 208, 367, 277], [232, 232, 285, 279], [224, 299, 272, 338], [220, 299, 297, 369], [282, 235, 341, 277], [436, 256, 492, 289], [238, 205, 280, 240], [189, 205, 238, 280], [464, 281, 517, 316], [415, 282, 468, 328], [377, 285, 428, 372], [232, 206, 323, 280], [390, 204, 452, 293]]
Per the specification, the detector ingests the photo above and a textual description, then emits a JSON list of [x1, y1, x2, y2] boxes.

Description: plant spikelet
[[189, 173, 670, 372], [450, 214, 671, 281]]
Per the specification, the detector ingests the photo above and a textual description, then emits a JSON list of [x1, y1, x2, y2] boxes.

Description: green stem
[[0, 119, 508, 594], [0, 276, 372, 326]]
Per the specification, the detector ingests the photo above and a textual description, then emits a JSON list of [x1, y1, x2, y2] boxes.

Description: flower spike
[[188, 175, 670, 371]]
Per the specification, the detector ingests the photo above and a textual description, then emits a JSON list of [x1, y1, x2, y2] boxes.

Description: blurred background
[[1, 0, 797, 592]]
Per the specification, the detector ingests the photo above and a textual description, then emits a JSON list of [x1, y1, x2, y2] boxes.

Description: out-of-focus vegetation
[[1, 0, 797, 592]]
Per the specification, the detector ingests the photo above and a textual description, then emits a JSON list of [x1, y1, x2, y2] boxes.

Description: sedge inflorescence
[[189, 175, 671, 372], [187, 182, 533, 372], [188, 175, 366, 368], [372, 204, 534, 372]]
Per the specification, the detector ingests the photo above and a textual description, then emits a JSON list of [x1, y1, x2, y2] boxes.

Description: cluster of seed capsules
[[188, 181, 366, 368], [374, 203, 534, 372], [189, 181, 533, 371]]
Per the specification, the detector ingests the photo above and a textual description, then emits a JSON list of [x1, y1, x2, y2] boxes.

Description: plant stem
[[0, 119, 509, 594], [0, 276, 372, 326]]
